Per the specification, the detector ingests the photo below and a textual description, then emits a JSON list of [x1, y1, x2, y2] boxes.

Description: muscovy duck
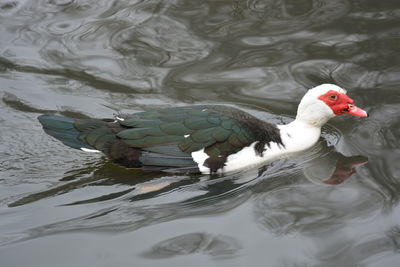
[[38, 84, 367, 174]]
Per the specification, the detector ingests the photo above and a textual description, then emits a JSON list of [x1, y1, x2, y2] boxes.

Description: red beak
[[345, 104, 368, 117]]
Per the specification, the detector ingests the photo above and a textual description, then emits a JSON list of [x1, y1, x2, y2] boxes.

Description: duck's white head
[[296, 84, 368, 127]]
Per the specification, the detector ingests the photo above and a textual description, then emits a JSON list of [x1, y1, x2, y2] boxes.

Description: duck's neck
[[277, 119, 322, 154], [275, 99, 333, 153], [295, 98, 335, 128]]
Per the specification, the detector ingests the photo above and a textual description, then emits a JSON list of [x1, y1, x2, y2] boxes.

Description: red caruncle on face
[[318, 90, 368, 117], [319, 90, 353, 115]]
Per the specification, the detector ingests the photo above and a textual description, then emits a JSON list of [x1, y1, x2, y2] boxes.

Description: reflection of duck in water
[[304, 153, 368, 185], [38, 84, 367, 174]]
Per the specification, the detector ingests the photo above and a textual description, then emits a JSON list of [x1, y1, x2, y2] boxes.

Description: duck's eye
[[329, 95, 337, 100]]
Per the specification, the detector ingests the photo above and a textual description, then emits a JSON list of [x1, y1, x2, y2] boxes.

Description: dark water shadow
[[7, 159, 197, 207], [0, 56, 143, 94], [2, 91, 92, 118]]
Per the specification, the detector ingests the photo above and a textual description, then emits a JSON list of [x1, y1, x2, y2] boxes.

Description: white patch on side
[[81, 148, 100, 153], [191, 119, 323, 174], [115, 116, 125, 121], [222, 141, 289, 173], [192, 142, 284, 174], [223, 142, 262, 172], [191, 149, 210, 174], [184, 134, 190, 138], [223, 122, 321, 173]]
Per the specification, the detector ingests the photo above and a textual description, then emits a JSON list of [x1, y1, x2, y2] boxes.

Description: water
[[0, 0, 399, 266]]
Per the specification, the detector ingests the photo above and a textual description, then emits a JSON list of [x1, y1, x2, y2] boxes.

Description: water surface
[[1, 0, 400, 266]]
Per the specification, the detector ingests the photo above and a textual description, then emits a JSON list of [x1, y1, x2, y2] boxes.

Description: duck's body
[[38, 84, 367, 174]]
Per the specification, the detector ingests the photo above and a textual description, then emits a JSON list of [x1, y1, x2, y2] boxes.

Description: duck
[[38, 84, 367, 174]]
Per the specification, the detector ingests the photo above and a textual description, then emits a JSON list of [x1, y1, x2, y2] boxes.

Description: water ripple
[[141, 232, 241, 259], [1, 0, 400, 265]]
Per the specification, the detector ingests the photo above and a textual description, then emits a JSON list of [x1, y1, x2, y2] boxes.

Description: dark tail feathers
[[38, 114, 93, 150]]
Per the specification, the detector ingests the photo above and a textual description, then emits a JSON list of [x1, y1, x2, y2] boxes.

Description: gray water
[[1, 0, 400, 266]]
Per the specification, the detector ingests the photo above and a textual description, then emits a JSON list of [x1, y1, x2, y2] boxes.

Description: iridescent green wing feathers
[[115, 105, 282, 171]]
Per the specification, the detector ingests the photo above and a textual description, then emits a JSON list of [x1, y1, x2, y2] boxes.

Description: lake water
[[1, 0, 400, 266]]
